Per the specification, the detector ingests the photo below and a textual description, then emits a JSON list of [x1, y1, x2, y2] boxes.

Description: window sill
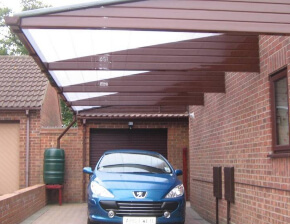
[[267, 152, 290, 158]]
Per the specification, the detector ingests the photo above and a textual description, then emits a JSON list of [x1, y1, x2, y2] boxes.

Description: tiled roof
[[0, 56, 48, 109]]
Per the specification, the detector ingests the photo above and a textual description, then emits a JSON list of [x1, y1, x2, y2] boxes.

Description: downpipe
[[25, 110, 30, 187], [57, 115, 77, 148], [82, 119, 87, 202]]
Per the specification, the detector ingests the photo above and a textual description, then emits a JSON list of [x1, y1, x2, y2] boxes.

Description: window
[[270, 68, 290, 155], [97, 153, 172, 174]]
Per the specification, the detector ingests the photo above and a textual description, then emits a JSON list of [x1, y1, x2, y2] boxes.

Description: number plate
[[123, 217, 156, 224]]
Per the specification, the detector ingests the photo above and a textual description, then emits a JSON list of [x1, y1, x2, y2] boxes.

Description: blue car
[[83, 149, 186, 224]]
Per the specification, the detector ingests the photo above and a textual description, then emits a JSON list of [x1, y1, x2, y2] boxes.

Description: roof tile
[[0, 56, 48, 109]]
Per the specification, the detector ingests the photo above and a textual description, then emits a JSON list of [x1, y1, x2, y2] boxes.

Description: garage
[[0, 122, 20, 195], [89, 129, 167, 167]]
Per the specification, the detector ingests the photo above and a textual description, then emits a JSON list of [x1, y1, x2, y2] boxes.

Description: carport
[[3, 0, 290, 224], [6, 0, 289, 114]]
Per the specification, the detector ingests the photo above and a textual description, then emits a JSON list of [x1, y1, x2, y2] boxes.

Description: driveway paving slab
[[21, 202, 210, 224]]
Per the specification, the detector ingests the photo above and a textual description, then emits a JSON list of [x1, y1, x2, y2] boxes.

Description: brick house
[[189, 36, 290, 224], [0, 56, 62, 195], [4, 1, 290, 224], [0, 56, 190, 202]]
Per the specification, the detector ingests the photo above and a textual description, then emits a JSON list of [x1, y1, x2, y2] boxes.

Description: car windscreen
[[97, 152, 172, 174]]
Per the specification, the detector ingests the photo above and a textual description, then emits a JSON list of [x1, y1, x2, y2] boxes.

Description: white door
[[0, 123, 20, 195]]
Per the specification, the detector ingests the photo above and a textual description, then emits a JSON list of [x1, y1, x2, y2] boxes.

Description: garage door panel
[[90, 129, 167, 168]]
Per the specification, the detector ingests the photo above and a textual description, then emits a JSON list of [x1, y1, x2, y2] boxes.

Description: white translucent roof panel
[[23, 29, 220, 63], [64, 92, 117, 101], [72, 106, 100, 111], [50, 70, 148, 87]]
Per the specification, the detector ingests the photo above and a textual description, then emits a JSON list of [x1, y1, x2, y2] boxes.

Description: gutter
[[25, 110, 30, 187], [57, 115, 77, 148], [78, 114, 189, 119], [14, 0, 144, 18]]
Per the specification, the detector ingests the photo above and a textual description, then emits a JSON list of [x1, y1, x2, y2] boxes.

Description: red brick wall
[[0, 184, 46, 224], [40, 84, 62, 127], [189, 36, 290, 224], [0, 110, 42, 189], [40, 128, 82, 202], [35, 118, 188, 203], [29, 111, 43, 186]]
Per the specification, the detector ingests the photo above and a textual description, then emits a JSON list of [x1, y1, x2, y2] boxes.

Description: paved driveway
[[21, 203, 210, 224]]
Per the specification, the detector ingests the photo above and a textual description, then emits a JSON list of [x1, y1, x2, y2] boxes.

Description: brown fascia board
[[6, 1, 290, 35], [13, 0, 143, 18], [17, 8, 290, 35], [4, 16, 21, 28]]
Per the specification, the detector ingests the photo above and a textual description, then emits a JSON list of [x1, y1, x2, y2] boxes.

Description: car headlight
[[91, 181, 114, 198], [165, 184, 184, 198]]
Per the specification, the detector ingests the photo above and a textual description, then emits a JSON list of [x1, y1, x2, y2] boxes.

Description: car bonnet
[[94, 171, 177, 192]]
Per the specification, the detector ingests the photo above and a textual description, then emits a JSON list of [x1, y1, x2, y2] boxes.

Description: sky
[[0, 0, 96, 13]]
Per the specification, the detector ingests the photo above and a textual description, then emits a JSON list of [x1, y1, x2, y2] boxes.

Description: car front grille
[[99, 201, 178, 217]]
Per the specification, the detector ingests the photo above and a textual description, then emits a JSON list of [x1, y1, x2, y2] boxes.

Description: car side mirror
[[175, 169, 183, 176], [83, 167, 93, 175]]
